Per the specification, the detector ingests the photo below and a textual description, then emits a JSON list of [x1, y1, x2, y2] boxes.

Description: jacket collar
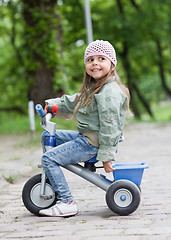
[[104, 76, 116, 85]]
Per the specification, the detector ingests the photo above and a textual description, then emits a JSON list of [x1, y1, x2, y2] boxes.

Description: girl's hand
[[44, 104, 48, 115], [103, 161, 115, 173]]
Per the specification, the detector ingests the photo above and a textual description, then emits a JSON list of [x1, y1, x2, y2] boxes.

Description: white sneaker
[[39, 201, 78, 217]]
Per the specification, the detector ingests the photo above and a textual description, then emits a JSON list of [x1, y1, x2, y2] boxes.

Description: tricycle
[[22, 104, 148, 216]]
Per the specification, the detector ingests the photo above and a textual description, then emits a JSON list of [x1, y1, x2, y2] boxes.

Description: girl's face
[[85, 55, 112, 80]]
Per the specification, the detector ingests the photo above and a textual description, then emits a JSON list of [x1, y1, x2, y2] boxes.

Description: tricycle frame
[[22, 104, 148, 216]]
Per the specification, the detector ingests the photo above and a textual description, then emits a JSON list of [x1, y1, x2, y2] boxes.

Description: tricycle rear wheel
[[106, 180, 141, 216]]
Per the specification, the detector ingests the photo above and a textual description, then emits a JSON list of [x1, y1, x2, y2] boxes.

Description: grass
[[0, 102, 170, 135], [0, 114, 40, 134], [0, 113, 77, 135], [135, 101, 171, 122], [2, 173, 20, 184], [153, 102, 171, 122]]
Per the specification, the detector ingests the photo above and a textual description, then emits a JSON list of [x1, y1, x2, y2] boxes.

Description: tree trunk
[[22, 0, 58, 106], [121, 43, 141, 118], [132, 83, 153, 117], [156, 40, 171, 97], [32, 61, 54, 106]]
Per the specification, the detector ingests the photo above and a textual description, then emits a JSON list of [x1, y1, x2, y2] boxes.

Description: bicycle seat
[[85, 155, 98, 163], [84, 155, 98, 172]]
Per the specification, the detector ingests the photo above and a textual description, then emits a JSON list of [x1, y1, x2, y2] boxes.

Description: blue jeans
[[41, 130, 98, 203]]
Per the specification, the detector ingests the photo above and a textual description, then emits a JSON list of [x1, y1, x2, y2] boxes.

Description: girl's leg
[[41, 133, 98, 203], [41, 130, 80, 153]]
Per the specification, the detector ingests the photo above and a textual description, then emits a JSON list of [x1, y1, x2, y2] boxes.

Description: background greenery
[[0, 0, 171, 134]]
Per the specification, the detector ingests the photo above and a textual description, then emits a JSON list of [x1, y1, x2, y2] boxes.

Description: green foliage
[[0, 0, 170, 118], [0, 1, 28, 109], [22, 7, 59, 71]]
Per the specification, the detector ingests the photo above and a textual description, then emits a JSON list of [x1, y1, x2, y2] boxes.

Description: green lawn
[[153, 102, 171, 122], [138, 101, 171, 122], [0, 114, 77, 135]]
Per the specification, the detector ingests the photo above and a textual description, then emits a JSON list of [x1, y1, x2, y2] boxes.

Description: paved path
[[0, 123, 171, 240]]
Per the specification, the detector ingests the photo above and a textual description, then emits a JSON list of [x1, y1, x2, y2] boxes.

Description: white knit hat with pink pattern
[[84, 40, 117, 66]]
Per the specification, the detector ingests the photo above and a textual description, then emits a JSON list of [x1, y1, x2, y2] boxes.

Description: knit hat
[[84, 40, 117, 66]]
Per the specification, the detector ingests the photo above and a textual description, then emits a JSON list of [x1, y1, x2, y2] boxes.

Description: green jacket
[[45, 78, 128, 162]]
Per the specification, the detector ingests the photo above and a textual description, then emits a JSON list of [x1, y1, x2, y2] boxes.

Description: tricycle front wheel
[[106, 180, 141, 216], [22, 174, 56, 216]]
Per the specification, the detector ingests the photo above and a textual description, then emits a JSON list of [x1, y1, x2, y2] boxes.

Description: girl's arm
[[95, 95, 122, 162], [45, 94, 77, 114]]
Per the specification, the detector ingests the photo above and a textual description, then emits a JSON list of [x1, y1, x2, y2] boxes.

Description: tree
[[21, 0, 60, 106]]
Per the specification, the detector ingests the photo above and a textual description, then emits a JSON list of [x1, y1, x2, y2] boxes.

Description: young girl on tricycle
[[22, 40, 148, 217]]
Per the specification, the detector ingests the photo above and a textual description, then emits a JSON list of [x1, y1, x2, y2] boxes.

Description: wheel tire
[[106, 180, 141, 216], [22, 174, 56, 216], [137, 185, 141, 192]]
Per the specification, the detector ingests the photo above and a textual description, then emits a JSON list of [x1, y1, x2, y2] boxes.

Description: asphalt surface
[[0, 122, 171, 240]]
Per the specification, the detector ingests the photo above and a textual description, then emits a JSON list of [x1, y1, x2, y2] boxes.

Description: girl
[[39, 40, 130, 217]]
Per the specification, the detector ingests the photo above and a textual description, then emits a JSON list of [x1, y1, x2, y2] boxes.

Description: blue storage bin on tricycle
[[112, 162, 149, 186]]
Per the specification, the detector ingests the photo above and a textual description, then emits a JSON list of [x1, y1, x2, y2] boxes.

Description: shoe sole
[[39, 211, 78, 217]]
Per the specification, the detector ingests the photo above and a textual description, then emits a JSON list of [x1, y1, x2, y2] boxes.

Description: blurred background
[[0, 0, 171, 135]]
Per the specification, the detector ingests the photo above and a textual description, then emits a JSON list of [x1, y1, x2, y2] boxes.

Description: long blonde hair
[[73, 64, 131, 115]]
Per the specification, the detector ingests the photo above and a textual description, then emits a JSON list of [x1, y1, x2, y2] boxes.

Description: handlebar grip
[[35, 104, 46, 117], [46, 105, 59, 114]]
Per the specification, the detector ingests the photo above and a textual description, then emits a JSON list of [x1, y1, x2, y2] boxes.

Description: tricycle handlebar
[[35, 104, 46, 117], [35, 104, 57, 135]]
